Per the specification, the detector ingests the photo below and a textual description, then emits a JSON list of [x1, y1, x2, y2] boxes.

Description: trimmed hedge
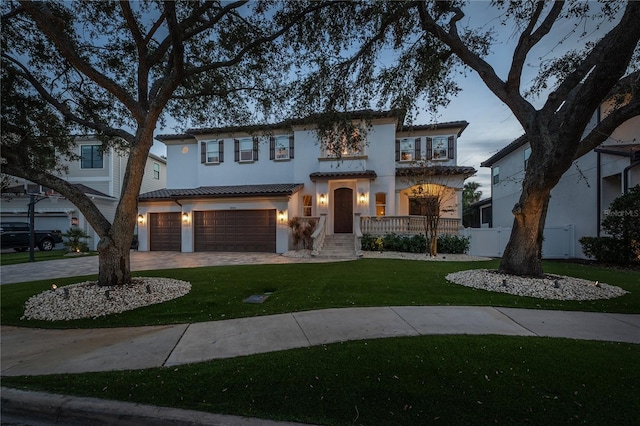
[[362, 233, 470, 254]]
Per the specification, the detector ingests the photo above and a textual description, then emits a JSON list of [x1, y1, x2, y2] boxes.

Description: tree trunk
[[96, 234, 131, 286], [499, 185, 551, 277]]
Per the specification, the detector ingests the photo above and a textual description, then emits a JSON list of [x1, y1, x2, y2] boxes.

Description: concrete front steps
[[317, 233, 358, 259]]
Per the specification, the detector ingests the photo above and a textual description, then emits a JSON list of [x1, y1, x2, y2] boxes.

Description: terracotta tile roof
[[395, 166, 477, 178], [139, 183, 304, 200], [2, 183, 113, 199], [309, 170, 378, 181]]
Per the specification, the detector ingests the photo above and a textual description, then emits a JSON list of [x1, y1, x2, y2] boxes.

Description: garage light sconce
[[278, 210, 287, 223], [137, 214, 145, 224], [182, 212, 190, 224]]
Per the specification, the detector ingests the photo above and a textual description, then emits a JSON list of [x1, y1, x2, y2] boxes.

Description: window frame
[[80, 144, 104, 169], [492, 166, 500, 185], [206, 140, 221, 164], [431, 136, 448, 160], [375, 192, 386, 216], [275, 136, 290, 160], [302, 194, 313, 217], [153, 162, 160, 179], [399, 138, 415, 162]]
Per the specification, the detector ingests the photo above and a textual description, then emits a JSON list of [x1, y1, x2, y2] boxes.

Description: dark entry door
[[333, 188, 353, 233]]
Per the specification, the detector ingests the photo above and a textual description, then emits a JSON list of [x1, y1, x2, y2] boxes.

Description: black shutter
[[219, 140, 224, 163], [426, 137, 433, 160], [415, 138, 421, 160], [234, 139, 239, 162], [270, 137, 275, 160], [448, 136, 455, 159], [253, 137, 259, 161], [200, 141, 206, 163], [395, 139, 400, 161], [289, 135, 295, 159]]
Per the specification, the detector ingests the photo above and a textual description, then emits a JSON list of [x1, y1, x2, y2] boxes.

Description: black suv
[[0, 222, 63, 252]]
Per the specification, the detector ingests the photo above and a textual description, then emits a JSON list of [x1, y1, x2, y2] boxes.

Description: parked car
[[0, 222, 63, 252]]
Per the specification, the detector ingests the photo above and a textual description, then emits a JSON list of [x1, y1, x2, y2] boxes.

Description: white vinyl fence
[[462, 225, 575, 259]]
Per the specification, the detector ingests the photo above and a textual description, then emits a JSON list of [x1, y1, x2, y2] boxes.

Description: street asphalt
[[1, 251, 639, 425]]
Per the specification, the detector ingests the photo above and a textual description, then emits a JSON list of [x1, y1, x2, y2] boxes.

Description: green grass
[[0, 249, 96, 266], [1, 259, 639, 329], [3, 335, 639, 425]]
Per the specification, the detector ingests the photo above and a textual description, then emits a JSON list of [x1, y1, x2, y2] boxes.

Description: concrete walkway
[[2, 252, 639, 425]]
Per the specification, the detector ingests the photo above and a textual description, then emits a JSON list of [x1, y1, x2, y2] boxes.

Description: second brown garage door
[[194, 210, 276, 252]]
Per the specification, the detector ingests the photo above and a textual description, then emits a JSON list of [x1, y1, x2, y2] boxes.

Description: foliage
[[437, 234, 470, 254], [3, 336, 639, 426], [462, 181, 482, 213], [62, 228, 91, 253], [362, 233, 468, 254], [580, 186, 640, 264], [288, 217, 317, 250]]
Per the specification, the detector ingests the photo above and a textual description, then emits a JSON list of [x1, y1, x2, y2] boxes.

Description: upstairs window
[[324, 128, 363, 158], [235, 137, 258, 162], [524, 147, 531, 170], [492, 166, 500, 184], [396, 138, 421, 162], [153, 162, 160, 179], [201, 140, 224, 164], [80, 145, 103, 169], [270, 135, 294, 160], [426, 136, 455, 160]]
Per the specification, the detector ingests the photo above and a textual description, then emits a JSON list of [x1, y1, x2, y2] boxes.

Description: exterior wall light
[[319, 193, 326, 206], [182, 212, 190, 224], [137, 214, 144, 224], [359, 193, 367, 205], [278, 210, 287, 223]]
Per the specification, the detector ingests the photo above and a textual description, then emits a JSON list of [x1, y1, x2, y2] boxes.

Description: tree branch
[[19, 1, 146, 122], [416, 1, 536, 125], [507, 1, 563, 93]]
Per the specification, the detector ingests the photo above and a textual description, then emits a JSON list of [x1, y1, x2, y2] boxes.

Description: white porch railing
[[311, 214, 326, 256], [360, 216, 461, 236]]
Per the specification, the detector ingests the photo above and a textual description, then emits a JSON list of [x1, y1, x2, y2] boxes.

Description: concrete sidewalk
[[3, 306, 639, 377]]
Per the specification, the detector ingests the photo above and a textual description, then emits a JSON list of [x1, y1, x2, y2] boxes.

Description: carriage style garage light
[[278, 210, 287, 223], [359, 193, 367, 205], [319, 193, 326, 206], [137, 214, 145, 224], [182, 212, 190, 224]]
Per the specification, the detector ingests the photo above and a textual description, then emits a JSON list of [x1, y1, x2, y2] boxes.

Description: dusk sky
[[152, 2, 620, 198]]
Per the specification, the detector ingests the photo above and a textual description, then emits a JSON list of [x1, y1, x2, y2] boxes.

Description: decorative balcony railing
[[360, 216, 461, 236]]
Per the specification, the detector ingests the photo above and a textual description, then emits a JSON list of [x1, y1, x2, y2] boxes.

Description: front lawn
[[1, 259, 638, 329], [3, 335, 639, 425], [0, 249, 90, 266]]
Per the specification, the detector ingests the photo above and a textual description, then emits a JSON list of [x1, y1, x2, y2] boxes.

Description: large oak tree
[[286, 0, 640, 277], [1, 0, 332, 286]]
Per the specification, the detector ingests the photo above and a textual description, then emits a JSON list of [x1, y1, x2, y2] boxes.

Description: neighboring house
[[138, 110, 475, 254], [465, 198, 492, 228], [480, 107, 639, 259], [1, 137, 167, 250]]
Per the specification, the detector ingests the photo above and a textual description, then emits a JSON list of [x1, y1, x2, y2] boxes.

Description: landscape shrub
[[62, 228, 91, 253], [288, 217, 317, 250], [361, 233, 468, 254], [579, 186, 640, 264]]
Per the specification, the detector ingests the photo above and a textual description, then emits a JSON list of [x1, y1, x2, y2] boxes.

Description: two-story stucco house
[[1, 137, 167, 250], [137, 111, 475, 255], [480, 106, 639, 259]]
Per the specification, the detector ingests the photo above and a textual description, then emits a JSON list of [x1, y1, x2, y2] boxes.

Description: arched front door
[[333, 188, 353, 233]]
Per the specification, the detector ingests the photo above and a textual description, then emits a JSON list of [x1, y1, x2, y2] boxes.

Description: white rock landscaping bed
[[446, 269, 628, 301], [22, 277, 191, 321]]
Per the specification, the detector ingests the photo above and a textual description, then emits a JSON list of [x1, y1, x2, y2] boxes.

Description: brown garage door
[[194, 210, 276, 252], [149, 212, 182, 251]]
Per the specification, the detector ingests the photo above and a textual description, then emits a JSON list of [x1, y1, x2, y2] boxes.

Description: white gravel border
[[22, 278, 191, 321], [446, 269, 628, 301]]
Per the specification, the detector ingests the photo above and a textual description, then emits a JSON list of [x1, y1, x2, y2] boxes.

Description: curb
[[1, 387, 313, 426]]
